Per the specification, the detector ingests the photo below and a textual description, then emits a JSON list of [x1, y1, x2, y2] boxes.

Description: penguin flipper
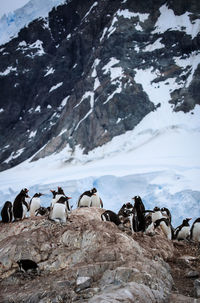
[[100, 198, 103, 208]]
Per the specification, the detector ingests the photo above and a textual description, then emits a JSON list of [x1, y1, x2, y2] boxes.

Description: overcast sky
[[0, 0, 29, 17]]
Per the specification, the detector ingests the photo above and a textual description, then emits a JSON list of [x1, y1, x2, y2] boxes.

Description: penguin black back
[[13, 188, 29, 220], [101, 210, 121, 226], [1, 201, 13, 223], [17, 259, 39, 272], [132, 196, 146, 232]]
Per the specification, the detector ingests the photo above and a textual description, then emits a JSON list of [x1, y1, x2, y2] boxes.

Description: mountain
[[0, 0, 66, 45], [0, 0, 199, 172]]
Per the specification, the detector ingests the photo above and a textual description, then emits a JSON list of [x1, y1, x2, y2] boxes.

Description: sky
[[0, 0, 29, 17]]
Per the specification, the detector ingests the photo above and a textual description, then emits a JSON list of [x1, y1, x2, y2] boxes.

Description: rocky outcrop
[[0, 207, 199, 302], [0, 0, 199, 170]]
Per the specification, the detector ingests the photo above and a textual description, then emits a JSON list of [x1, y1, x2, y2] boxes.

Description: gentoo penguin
[[35, 206, 50, 216], [1, 201, 13, 223], [17, 259, 39, 274], [50, 196, 71, 223], [50, 187, 68, 209], [154, 218, 173, 240], [161, 207, 172, 223], [90, 188, 103, 208], [101, 210, 122, 226], [174, 218, 191, 240], [118, 202, 134, 226], [30, 193, 43, 217], [190, 218, 200, 242], [132, 196, 146, 232], [151, 206, 163, 223], [77, 190, 96, 207], [144, 215, 155, 236], [13, 188, 30, 221]]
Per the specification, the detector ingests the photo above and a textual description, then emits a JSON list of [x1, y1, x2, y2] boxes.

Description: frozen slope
[[0, 0, 66, 45], [0, 104, 199, 227]]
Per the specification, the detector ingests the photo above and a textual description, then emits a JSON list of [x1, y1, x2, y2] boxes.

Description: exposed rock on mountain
[[0, 208, 200, 302], [0, 0, 199, 170]]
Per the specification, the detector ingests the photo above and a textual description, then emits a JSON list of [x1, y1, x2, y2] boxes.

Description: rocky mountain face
[[0, 0, 199, 171], [1, 207, 200, 303]]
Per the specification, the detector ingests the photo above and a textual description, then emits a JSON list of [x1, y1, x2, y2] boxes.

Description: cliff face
[[0, 0, 199, 170], [0, 208, 200, 303]]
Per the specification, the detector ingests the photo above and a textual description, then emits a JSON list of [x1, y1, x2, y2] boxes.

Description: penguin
[[90, 188, 103, 208], [132, 196, 146, 232], [29, 193, 43, 217], [77, 190, 96, 207], [174, 218, 191, 240], [190, 218, 200, 242], [50, 187, 67, 209], [35, 206, 50, 216], [101, 210, 122, 226], [17, 259, 39, 274], [50, 196, 71, 223], [154, 218, 173, 240], [1, 201, 13, 223], [13, 188, 30, 221], [151, 206, 163, 223], [161, 207, 172, 223], [118, 202, 134, 225], [144, 215, 155, 236]]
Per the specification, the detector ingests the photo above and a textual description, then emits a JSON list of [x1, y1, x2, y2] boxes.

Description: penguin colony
[[1, 189, 200, 243]]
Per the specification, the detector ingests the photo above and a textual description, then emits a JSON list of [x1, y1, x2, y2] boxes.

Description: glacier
[[0, 0, 66, 46]]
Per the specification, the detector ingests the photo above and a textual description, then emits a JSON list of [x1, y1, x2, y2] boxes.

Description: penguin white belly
[[145, 222, 155, 236], [91, 194, 100, 207], [30, 198, 40, 217], [22, 204, 28, 219], [152, 211, 163, 223], [177, 226, 190, 240], [192, 223, 200, 242], [51, 204, 66, 223], [79, 195, 91, 207], [160, 222, 172, 240]]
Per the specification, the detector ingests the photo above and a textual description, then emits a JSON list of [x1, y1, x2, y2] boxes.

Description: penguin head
[[182, 218, 192, 226], [33, 193, 43, 198], [50, 190, 57, 198], [153, 206, 161, 212], [57, 187, 65, 195], [91, 188, 97, 194]]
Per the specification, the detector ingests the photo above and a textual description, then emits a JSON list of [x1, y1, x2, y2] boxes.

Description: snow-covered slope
[[0, 102, 199, 227], [0, 0, 199, 227], [0, 0, 66, 45]]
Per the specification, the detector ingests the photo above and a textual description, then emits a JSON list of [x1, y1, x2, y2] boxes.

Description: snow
[[153, 4, 200, 39], [44, 67, 55, 77], [29, 40, 45, 56], [0, 66, 17, 76], [3, 148, 25, 164], [174, 51, 200, 88], [58, 96, 70, 109], [28, 130, 37, 139], [102, 58, 123, 81], [143, 38, 165, 52], [0, 0, 67, 46], [117, 9, 149, 22], [82, 2, 98, 21], [49, 82, 63, 93], [35, 105, 41, 112]]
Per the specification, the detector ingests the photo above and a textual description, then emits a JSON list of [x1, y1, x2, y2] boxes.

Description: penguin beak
[[67, 197, 72, 199]]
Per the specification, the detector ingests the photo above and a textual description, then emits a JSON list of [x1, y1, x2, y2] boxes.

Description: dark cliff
[[0, 0, 199, 170]]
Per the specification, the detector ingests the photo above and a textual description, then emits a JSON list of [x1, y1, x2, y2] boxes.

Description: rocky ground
[[0, 208, 200, 302]]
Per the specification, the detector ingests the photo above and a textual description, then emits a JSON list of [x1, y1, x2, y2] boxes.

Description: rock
[[194, 279, 200, 298], [185, 271, 200, 279], [75, 276, 92, 292], [0, 0, 199, 170]]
